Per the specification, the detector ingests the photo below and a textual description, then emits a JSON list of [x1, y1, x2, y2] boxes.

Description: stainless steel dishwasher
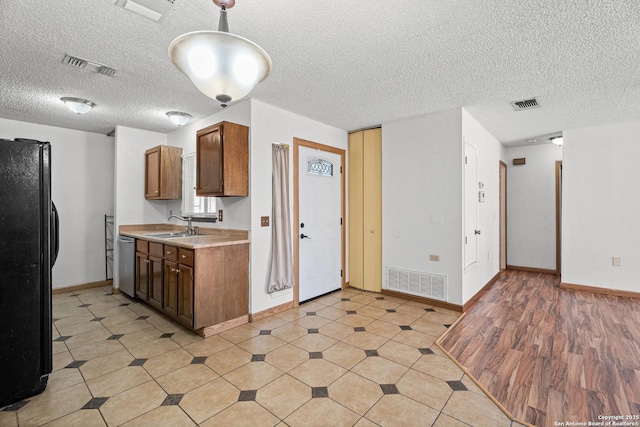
[[118, 235, 135, 297]]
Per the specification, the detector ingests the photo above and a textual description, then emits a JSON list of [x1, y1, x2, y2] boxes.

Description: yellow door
[[348, 128, 382, 292]]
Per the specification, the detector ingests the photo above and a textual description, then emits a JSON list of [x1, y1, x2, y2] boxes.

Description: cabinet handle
[[144, 259, 150, 264], [181, 255, 187, 259], [166, 251, 172, 255], [155, 190, 159, 193]]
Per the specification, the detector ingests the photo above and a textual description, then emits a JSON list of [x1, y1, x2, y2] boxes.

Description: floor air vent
[[510, 97, 540, 111], [386, 267, 447, 301]]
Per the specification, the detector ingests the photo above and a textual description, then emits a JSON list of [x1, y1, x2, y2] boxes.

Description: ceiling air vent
[[510, 97, 540, 111], [115, 0, 177, 22], [62, 55, 118, 77]]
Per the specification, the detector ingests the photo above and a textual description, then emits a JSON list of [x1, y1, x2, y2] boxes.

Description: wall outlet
[[429, 254, 440, 262], [218, 209, 223, 222], [612, 257, 622, 267], [261, 216, 270, 227]]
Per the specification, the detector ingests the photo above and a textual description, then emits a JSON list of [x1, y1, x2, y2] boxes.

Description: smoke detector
[[115, 0, 178, 22], [510, 97, 540, 111], [62, 54, 118, 77]]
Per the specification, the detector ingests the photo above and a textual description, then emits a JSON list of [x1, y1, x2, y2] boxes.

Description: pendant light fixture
[[168, 0, 272, 108]]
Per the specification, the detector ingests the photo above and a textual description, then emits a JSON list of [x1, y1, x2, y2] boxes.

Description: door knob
[[475, 230, 481, 235], [300, 234, 311, 239]]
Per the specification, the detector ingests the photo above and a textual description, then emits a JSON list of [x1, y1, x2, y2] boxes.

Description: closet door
[[362, 128, 382, 291], [348, 128, 381, 292]]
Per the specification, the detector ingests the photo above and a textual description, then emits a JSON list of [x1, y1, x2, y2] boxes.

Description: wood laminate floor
[[439, 270, 640, 427]]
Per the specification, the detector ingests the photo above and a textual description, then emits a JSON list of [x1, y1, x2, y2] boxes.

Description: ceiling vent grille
[[62, 55, 118, 77], [115, 0, 177, 22], [510, 97, 540, 111]]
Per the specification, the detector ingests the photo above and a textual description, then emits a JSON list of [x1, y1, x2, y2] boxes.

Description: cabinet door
[[196, 125, 223, 196], [135, 252, 149, 301], [145, 147, 160, 199], [163, 260, 178, 319], [177, 264, 194, 327], [147, 255, 163, 310]]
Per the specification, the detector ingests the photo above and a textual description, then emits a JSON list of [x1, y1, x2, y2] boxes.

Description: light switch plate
[[429, 254, 440, 262], [612, 257, 622, 267], [261, 216, 270, 227], [218, 209, 223, 222]]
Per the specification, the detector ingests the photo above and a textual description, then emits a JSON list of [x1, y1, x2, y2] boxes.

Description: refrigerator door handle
[[51, 202, 59, 266]]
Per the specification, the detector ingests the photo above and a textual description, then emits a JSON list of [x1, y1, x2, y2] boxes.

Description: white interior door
[[464, 142, 479, 267], [298, 146, 342, 302]]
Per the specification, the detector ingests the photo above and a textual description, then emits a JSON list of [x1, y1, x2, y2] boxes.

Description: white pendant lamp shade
[[169, 31, 271, 106], [168, 1, 271, 107], [61, 97, 95, 114]]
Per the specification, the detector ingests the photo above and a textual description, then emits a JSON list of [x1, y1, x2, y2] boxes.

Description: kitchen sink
[[145, 232, 193, 238]]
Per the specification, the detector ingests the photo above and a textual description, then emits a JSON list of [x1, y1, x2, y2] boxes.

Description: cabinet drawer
[[164, 245, 178, 262], [149, 242, 164, 258], [178, 248, 194, 266], [136, 239, 148, 254]]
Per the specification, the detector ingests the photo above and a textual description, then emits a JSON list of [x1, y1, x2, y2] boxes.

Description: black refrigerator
[[0, 138, 59, 408]]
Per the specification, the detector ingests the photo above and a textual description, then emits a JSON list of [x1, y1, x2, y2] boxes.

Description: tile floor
[[1, 285, 525, 426]]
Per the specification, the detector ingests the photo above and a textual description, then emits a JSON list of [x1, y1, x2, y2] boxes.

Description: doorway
[[499, 161, 507, 270], [464, 142, 479, 267], [555, 161, 562, 275], [293, 138, 345, 305]]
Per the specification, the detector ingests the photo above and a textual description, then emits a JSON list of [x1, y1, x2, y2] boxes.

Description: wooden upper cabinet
[[145, 145, 182, 200], [196, 121, 248, 197]]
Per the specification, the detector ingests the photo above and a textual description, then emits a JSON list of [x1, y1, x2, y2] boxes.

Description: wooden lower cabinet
[[135, 252, 149, 301], [163, 260, 179, 318], [177, 264, 194, 327], [147, 255, 163, 310], [134, 238, 248, 335]]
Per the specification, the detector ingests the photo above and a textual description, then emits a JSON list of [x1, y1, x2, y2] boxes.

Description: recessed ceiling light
[[60, 97, 95, 114], [166, 111, 192, 126]]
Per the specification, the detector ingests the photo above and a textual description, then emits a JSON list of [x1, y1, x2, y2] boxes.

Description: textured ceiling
[[0, 0, 638, 146]]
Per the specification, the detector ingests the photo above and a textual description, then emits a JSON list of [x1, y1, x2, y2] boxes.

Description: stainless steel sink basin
[[145, 232, 193, 238]]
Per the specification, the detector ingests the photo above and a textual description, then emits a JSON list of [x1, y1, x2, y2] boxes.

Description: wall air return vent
[[115, 0, 177, 22], [385, 267, 447, 301], [510, 97, 540, 111], [62, 55, 118, 77]]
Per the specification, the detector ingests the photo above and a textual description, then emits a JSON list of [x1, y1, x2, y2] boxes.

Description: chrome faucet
[[168, 214, 198, 235]]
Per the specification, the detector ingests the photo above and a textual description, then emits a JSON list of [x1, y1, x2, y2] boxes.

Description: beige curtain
[[268, 144, 294, 293]]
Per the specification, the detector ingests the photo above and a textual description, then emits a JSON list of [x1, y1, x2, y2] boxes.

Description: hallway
[[439, 270, 640, 426]]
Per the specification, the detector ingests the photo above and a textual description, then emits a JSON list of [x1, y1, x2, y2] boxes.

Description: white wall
[[113, 126, 168, 289], [562, 120, 640, 293], [461, 109, 501, 303], [504, 143, 562, 271], [249, 100, 348, 314], [382, 109, 464, 305], [114, 126, 169, 226], [0, 118, 114, 289], [166, 100, 252, 230]]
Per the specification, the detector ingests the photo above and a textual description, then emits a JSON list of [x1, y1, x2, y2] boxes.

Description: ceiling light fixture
[[168, 0, 272, 108], [166, 111, 192, 126], [550, 136, 563, 146], [60, 97, 95, 114]]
